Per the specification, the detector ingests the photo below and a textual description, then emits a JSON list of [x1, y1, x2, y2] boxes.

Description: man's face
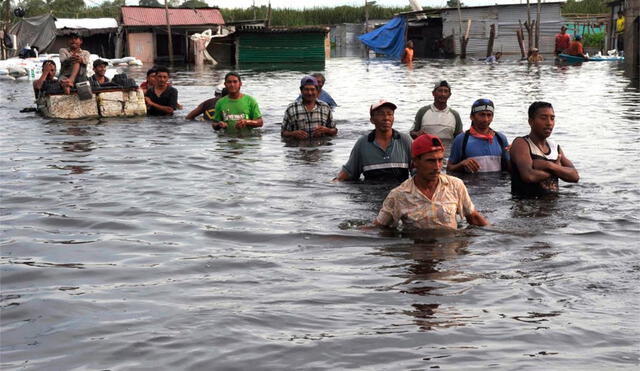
[[561, 27, 567, 34], [432, 86, 451, 106], [315, 76, 325, 90], [414, 150, 444, 181], [147, 73, 157, 87], [224, 75, 242, 94], [44, 62, 56, 78], [300, 84, 318, 103], [529, 107, 555, 139], [370, 106, 395, 133], [155, 72, 169, 87], [68, 37, 82, 51], [94, 64, 106, 77], [470, 110, 494, 131]]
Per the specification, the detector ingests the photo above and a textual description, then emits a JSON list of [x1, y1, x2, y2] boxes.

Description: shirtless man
[[510, 101, 579, 197]]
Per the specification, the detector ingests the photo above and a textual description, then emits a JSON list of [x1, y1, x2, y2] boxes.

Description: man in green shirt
[[212, 72, 263, 131]]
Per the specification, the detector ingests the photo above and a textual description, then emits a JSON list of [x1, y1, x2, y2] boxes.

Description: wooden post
[[460, 19, 471, 59], [516, 20, 527, 59], [516, 29, 526, 59], [486, 24, 495, 58], [164, 0, 174, 65], [266, 1, 272, 29], [535, 0, 541, 48], [526, 0, 533, 51]]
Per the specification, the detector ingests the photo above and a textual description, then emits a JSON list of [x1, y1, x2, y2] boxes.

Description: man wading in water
[[374, 133, 489, 230], [212, 72, 263, 132], [334, 100, 412, 182], [510, 101, 579, 197], [282, 75, 336, 139]]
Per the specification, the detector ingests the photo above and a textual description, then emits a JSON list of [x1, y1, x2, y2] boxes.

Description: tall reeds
[[221, 5, 412, 26]]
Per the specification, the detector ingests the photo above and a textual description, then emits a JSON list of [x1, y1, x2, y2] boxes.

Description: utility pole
[[164, 0, 173, 65]]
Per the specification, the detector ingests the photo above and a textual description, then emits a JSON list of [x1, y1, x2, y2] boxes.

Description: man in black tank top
[[510, 101, 579, 197]]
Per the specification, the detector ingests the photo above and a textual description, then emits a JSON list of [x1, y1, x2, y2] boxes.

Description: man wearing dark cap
[[186, 85, 228, 121], [282, 75, 336, 139], [374, 133, 488, 229], [335, 100, 412, 182], [447, 98, 510, 173], [90, 59, 110, 85], [566, 35, 588, 60], [410, 80, 462, 141]]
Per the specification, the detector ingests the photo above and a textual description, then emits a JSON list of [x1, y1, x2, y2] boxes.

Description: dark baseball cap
[[93, 59, 108, 68], [433, 80, 451, 92], [471, 98, 495, 114]]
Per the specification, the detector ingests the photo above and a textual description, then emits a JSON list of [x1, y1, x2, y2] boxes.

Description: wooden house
[[120, 6, 224, 63]]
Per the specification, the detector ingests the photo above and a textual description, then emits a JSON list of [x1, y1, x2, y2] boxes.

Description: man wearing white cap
[[335, 100, 412, 182], [282, 75, 336, 139], [186, 85, 228, 121]]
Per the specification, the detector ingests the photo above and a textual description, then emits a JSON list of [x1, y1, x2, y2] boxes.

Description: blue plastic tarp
[[358, 16, 406, 60]]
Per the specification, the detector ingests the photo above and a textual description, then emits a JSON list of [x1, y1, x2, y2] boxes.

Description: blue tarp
[[358, 16, 406, 60]]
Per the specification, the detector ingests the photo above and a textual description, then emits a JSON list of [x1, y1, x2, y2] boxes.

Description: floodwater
[[1, 56, 639, 370]]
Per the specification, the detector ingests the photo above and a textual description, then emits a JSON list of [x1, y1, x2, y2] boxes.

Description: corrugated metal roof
[[121, 6, 224, 27]]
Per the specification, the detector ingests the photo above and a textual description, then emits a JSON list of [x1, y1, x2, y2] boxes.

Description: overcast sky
[[124, 0, 559, 9]]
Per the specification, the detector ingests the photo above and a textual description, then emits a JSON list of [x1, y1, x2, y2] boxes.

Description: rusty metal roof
[[121, 6, 224, 27]]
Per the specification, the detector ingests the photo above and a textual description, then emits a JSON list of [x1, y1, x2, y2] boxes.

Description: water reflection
[[213, 133, 262, 158], [377, 235, 473, 331]]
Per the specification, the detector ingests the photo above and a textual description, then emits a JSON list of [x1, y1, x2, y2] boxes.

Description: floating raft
[[38, 88, 147, 119], [558, 53, 624, 62]]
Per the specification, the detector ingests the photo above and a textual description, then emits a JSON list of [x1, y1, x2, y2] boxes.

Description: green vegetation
[[582, 32, 605, 49], [9, 1, 411, 26], [561, 0, 608, 15], [221, 5, 412, 26]]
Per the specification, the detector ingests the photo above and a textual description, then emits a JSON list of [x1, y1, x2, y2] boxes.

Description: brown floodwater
[[1, 56, 639, 370]]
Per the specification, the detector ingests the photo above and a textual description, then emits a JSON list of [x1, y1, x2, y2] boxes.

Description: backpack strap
[[461, 130, 471, 159]]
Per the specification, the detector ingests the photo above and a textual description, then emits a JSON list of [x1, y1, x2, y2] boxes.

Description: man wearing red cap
[[375, 134, 488, 229], [335, 100, 412, 182]]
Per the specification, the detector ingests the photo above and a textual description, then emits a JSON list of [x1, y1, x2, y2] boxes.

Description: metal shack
[[49, 18, 119, 58], [234, 26, 330, 65], [440, 2, 564, 55], [120, 6, 224, 63]]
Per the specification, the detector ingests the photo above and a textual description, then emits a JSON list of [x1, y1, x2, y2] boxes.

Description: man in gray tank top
[[510, 101, 579, 197]]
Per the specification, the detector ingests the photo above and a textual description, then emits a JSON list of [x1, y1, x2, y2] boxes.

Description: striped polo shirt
[[342, 129, 412, 181]]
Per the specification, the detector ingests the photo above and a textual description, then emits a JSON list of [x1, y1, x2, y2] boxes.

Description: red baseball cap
[[411, 134, 445, 158]]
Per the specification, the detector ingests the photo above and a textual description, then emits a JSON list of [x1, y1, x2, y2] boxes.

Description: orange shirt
[[566, 40, 584, 56], [402, 47, 414, 63], [555, 33, 571, 52]]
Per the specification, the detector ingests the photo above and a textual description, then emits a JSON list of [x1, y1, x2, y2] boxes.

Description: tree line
[[6, 0, 609, 25]]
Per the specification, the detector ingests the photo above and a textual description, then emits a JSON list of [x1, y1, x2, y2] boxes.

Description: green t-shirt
[[213, 94, 262, 131]]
